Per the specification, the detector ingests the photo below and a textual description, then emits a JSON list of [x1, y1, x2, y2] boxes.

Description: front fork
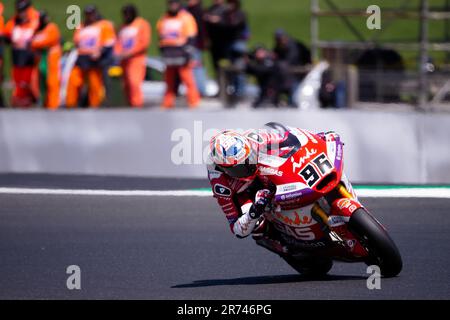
[[311, 183, 368, 258]]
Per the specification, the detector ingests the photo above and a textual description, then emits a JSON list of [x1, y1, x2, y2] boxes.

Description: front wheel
[[348, 208, 403, 277]]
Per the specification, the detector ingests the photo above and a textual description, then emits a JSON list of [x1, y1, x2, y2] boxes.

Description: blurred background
[[1, 0, 449, 110], [0, 0, 449, 183], [2, 0, 450, 301]]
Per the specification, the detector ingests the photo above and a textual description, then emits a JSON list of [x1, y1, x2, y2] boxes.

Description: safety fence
[[0, 108, 449, 184]]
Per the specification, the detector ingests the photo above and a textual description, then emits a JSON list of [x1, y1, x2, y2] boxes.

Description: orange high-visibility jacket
[[0, 3, 4, 37], [116, 17, 151, 58], [74, 23, 102, 57], [31, 22, 61, 51], [3, 6, 40, 44], [157, 10, 197, 48], [179, 9, 198, 39], [97, 19, 116, 48], [74, 20, 115, 57], [31, 22, 61, 108], [31, 22, 62, 71]]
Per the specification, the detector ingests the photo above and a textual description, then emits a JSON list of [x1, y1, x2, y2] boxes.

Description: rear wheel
[[348, 208, 403, 277], [282, 256, 333, 277]]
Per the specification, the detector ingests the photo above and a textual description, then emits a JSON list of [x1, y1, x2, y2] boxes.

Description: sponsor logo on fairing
[[336, 143, 343, 161], [296, 241, 326, 248], [280, 184, 298, 192], [336, 198, 358, 213], [274, 211, 313, 227], [281, 234, 326, 248], [259, 166, 283, 177], [272, 219, 317, 241], [280, 191, 303, 201], [276, 182, 309, 194], [291, 147, 318, 173], [328, 215, 348, 227]]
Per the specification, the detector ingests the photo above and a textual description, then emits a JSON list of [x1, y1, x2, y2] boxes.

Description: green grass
[[2, 0, 449, 77]]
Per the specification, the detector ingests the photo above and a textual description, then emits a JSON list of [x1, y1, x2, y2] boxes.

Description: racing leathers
[[207, 128, 292, 238]]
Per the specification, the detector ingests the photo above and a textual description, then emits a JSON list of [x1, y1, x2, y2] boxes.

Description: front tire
[[348, 208, 403, 277]]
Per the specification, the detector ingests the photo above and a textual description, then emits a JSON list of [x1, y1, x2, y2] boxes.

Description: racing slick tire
[[348, 208, 403, 278], [282, 256, 333, 277]]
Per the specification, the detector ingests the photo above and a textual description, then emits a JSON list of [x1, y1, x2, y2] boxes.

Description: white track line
[[355, 188, 450, 198], [0, 188, 210, 197], [0, 187, 449, 198]]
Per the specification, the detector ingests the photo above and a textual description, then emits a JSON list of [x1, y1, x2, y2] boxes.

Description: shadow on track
[[172, 274, 366, 288]]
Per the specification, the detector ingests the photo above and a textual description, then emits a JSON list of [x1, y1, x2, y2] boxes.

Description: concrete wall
[[0, 108, 449, 184]]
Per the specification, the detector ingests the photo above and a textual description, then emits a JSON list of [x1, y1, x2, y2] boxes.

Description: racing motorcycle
[[252, 123, 403, 277]]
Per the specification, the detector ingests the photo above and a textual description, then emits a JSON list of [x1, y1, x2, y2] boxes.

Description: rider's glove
[[249, 189, 271, 220]]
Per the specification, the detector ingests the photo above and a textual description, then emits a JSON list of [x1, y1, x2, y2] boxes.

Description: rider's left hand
[[249, 189, 272, 219]]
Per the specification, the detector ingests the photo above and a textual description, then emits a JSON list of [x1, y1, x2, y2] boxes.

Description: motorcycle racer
[[207, 123, 332, 241], [207, 122, 402, 277]]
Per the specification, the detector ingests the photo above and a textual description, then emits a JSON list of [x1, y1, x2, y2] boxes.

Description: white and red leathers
[[208, 127, 319, 238]]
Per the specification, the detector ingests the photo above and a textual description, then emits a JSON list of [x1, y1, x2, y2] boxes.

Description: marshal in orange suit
[[31, 11, 61, 109], [66, 5, 114, 108], [3, 0, 40, 107], [157, 0, 200, 109], [115, 4, 151, 108]]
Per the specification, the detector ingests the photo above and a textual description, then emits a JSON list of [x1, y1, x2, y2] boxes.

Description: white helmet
[[209, 130, 257, 180]]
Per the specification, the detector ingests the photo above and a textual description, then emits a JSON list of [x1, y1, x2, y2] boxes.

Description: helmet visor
[[219, 162, 257, 179]]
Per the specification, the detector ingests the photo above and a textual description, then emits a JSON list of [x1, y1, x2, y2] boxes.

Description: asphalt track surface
[[1, 174, 450, 299]]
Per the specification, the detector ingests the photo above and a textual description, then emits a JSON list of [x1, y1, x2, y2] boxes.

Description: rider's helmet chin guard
[[209, 130, 258, 181]]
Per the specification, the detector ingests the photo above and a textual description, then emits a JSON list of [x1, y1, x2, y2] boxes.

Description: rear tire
[[348, 208, 403, 277], [282, 256, 333, 277]]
